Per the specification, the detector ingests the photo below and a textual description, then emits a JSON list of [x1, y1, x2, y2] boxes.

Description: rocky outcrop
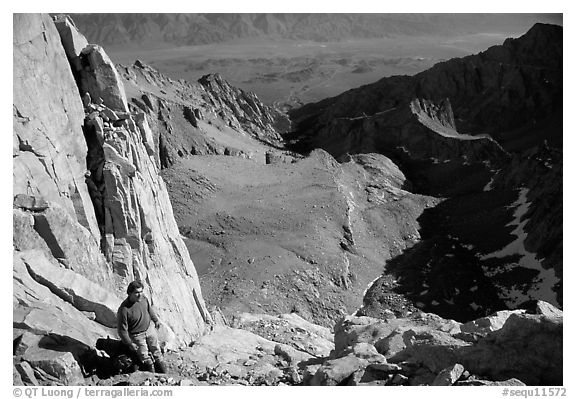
[[23, 349, 85, 385], [230, 313, 334, 358], [174, 325, 310, 385], [14, 251, 115, 348], [198, 73, 290, 143], [13, 13, 101, 243], [60, 14, 212, 339], [20, 249, 121, 328], [14, 13, 212, 385], [79, 45, 129, 112], [460, 313, 562, 385], [114, 61, 291, 169], [313, 302, 561, 386], [292, 97, 508, 166]]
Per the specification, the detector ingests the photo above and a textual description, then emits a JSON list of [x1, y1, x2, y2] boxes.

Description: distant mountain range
[[69, 13, 562, 47]]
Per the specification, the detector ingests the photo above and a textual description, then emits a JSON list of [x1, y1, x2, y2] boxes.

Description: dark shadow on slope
[[362, 187, 545, 323], [33, 334, 118, 379], [376, 150, 498, 198]]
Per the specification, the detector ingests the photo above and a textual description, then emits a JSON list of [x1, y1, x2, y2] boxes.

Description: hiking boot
[[154, 359, 167, 374], [141, 361, 155, 373]]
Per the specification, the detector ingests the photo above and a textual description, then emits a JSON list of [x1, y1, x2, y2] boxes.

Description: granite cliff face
[[13, 13, 211, 383]]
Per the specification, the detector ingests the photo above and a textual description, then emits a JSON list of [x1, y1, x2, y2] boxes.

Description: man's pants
[[129, 323, 162, 365]]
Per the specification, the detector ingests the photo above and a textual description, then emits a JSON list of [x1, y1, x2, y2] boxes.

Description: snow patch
[[480, 188, 559, 307], [354, 275, 383, 316], [483, 169, 500, 191], [362, 275, 381, 298]]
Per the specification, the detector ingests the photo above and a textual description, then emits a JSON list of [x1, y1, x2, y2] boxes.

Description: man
[[117, 281, 167, 373]]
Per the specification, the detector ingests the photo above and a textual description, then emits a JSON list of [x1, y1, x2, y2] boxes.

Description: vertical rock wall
[[13, 14, 101, 244], [13, 13, 211, 359], [13, 13, 110, 287]]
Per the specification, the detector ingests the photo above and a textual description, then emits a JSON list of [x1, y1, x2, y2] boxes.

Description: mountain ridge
[[289, 22, 562, 154], [69, 13, 562, 47]]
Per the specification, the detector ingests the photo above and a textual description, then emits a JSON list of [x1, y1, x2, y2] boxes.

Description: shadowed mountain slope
[[286, 23, 562, 318], [289, 23, 562, 154]]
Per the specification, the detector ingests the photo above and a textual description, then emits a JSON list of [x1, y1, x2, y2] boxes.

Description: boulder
[[461, 309, 525, 335], [23, 348, 84, 385], [15, 361, 39, 385], [183, 106, 199, 128], [13, 251, 117, 348], [177, 325, 312, 384], [341, 342, 389, 365], [13, 364, 25, 386], [330, 305, 562, 385], [13, 209, 51, 254], [334, 313, 460, 356], [431, 363, 465, 386], [78, 44, 129, 112], [82, 92, 92, 107], [265, 151, 284, 165], [375, 328, 406, 358], [52, 14, 89, 62], [14, 194, 49, 212], [310, 342, 400, 386], [28, 204, 112, 288], [102, 107, 119, 122], [102, 143, 137, 177], [187, 325, 311, 368], [19, 249, 121, 327], [460, 313, 562, 385], [231, 312, 334, 357], [391, 329, 470, 373], [310, 353, 368, 386], [13, 331, 43, 357], [390, 373, 409, 385]]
